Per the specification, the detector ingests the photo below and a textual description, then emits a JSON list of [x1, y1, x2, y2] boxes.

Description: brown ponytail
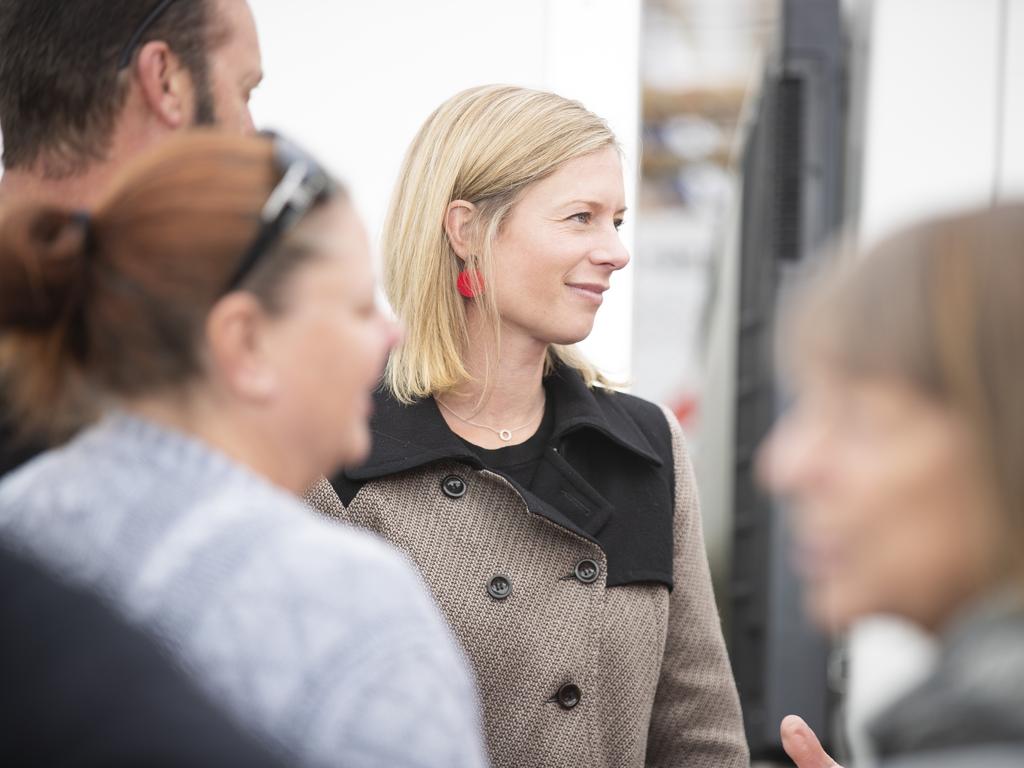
[[0, 130, 344, 440], [0, 205, 91, 330], [0, 205, 96, 439]]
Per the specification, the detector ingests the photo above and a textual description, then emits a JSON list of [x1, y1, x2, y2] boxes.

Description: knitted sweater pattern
[[0, 413, 489, 768]]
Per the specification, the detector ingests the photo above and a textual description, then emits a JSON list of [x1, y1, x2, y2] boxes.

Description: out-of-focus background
[[5, 0, 1019, 764]]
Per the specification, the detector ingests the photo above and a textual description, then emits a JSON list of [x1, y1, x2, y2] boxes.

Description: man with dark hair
[[0, 0, 263, 476], [0, 0, 261, 200], [0, 3, 287, 763]]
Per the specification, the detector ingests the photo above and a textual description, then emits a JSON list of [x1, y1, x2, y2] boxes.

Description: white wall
[[247, 0, 641, 380], [857, 0, 1014, 248], [998, 0, 1024, 198]]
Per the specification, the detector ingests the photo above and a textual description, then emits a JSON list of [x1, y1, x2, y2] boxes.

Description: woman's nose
[[757, 414, 819, 498], [592, 229, 630, 271]]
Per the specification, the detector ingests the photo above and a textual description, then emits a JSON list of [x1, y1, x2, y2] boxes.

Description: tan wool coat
[[304, 373, 748, 768]]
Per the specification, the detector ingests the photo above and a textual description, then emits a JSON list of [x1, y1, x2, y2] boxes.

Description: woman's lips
[[793, 537, 847, 583], [566, 282, 608, 304]]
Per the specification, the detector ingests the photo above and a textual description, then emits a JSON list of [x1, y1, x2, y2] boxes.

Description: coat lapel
[[333, 364, 674, 588]]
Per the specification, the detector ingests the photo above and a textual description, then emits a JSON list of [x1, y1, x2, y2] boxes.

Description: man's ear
[[204, 294, 279, 402], [443, 200, 478, 263], [133, 40, 194, 129]]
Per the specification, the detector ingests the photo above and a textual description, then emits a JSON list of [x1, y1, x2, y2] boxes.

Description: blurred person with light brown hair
[[0, 131, 488, 768], [759, 204, 1024, 768], [305, 84, 749, 768]]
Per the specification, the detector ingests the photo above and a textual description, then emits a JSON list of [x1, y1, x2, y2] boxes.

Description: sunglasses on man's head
[[118, 0, 180, 70], [221, 132, 338, 294]]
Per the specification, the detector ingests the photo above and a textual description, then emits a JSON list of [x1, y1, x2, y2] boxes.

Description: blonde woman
[[306, 86, 748, 768]]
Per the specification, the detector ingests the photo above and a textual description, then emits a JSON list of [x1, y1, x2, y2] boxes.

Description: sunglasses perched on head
[[118, 0, 180, 70], [221, 132, 338, 294]]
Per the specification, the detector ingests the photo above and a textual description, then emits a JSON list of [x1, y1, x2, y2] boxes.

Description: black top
[[869, 594, 1024, 767], [458, 398, 555, 491], [333, 362, 678, 589], [0, 545, 288, 768]]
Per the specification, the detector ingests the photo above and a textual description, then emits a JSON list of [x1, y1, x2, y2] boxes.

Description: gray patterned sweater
[[0, 412, 489, 768]]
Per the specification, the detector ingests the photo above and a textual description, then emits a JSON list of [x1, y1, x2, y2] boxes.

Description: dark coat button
[[441, 475, 466, 499], [574, 559, 600, 584], [557, 683, 582, 710], [487, 575, 511, 600]]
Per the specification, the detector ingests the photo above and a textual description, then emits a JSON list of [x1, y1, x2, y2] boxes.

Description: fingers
[[780, 714, 842, 768]]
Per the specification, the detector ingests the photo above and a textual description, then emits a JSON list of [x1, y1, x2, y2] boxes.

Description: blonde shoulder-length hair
[[382, 84, 619, 404]]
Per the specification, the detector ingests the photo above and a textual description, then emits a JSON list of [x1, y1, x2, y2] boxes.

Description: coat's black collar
[[547, 365, 663, 466], [337, 363, 676, 590], [346, 364, 662, 481]]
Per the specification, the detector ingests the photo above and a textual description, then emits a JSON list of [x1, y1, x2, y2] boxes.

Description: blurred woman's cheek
[[757, 407, 818, 500]]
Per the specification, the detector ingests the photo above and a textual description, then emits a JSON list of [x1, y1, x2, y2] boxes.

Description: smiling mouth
[[566, 283, 608, 301], [793, 538, 847, 583]]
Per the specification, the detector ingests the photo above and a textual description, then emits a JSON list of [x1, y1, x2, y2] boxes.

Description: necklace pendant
[[498, 429, 513, 442]]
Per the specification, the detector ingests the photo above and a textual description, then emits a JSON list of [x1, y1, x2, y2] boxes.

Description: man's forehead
[[210, 0, 262, 69], [211, 0, 258, 47]]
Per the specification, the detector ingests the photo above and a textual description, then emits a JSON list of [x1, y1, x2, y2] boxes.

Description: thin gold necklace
[[436, 396, 546, 442]]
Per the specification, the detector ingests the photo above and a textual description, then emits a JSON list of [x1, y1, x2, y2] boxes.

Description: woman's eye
[[613, 218, 624, 230], [569, 212, 591, 224]]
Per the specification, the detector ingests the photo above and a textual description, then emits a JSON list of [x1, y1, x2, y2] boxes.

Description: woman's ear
[[204, 294, 279, 402], [444, 200, 478, 263], [133, 40, 193, 129]]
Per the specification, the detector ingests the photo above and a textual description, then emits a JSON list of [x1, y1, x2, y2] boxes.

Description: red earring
[[457, 269, 485, 298]]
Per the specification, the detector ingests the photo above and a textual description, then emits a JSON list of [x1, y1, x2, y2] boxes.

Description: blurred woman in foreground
[[762, 204, 1024, 767], [0, 131, 488, 768]]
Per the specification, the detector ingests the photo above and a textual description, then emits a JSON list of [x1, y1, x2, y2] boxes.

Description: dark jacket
[[869, 593, 1024, 768], [0, 544, 288, 767], [304, 364, 748, 768]]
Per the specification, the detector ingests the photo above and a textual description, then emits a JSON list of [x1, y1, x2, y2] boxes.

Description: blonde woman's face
[[759, 370, 1000, 633], [489, 146, 629, 345]]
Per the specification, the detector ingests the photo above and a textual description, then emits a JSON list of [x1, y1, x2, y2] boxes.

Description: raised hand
[[780, 714, 844, 768]]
